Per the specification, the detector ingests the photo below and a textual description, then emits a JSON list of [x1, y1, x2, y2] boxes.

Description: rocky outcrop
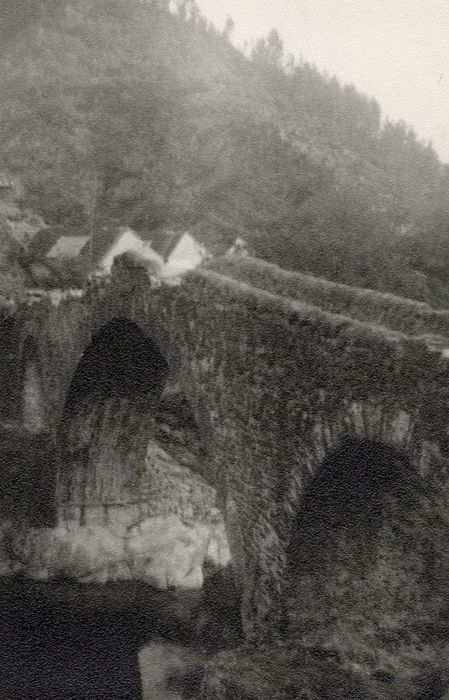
[[0, 436, 230, 588], [36, 368, 233, 588], [0, 512, 229, 587], [139, 641, 207, 700], [199, 644, 449, 700]]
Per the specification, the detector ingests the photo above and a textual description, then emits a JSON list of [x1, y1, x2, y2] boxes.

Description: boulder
[[0, 514, 228, 589], [126, 515, 211, 589]]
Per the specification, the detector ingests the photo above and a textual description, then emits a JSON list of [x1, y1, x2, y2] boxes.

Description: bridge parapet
[[207, 255, 449, 337]]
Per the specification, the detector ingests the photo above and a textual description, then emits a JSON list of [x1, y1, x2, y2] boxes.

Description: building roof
[[146, 229, 186, 262], [89, 225, 136, 263], [93, 226, 190, 264], [27, 229, 91, 262], [27, 225, 203, 269], [28, 226, 135, 265], [47, 235, 90, 259]]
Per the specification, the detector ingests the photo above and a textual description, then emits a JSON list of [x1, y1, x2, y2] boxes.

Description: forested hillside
[[1, 0, 449, 306]]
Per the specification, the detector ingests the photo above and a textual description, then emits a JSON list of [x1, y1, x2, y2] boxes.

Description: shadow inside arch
[[64, 317, 169, 410], [57, 317, 170, 519], [57, 315, 237, 602], [288, 439, 425, 569], [284, 438, 449, 679]]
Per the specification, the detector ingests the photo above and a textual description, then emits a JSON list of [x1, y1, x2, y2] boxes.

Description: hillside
[[1, 0, 449, 305]]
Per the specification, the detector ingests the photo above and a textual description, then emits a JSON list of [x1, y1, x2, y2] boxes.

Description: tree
[[223, 16, 234, 38], [252, 184, 397, 292], [1, 0, 449, 304]]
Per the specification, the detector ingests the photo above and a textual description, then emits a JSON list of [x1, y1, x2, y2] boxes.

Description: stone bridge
[[2, 253, 449, 694]]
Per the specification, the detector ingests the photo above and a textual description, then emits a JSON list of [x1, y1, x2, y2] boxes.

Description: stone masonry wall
[[208, 255, 449, 336], [6, 256, 449, 683]]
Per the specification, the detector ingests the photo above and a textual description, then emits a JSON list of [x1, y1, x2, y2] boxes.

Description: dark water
[[0, 570, 242, 700], [0, 578, 200, 700]]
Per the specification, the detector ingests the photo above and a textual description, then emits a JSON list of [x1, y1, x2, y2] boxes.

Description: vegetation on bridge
[[207, 256, 449, 336]]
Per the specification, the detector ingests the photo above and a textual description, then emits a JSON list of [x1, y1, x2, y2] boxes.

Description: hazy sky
[[197, 0, 449, 163]]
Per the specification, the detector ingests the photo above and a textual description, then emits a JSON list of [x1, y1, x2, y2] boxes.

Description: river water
[[0, 576, 230, 700]]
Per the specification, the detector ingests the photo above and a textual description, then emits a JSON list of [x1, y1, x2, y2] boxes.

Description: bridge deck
[[207, 256, 449, 338]]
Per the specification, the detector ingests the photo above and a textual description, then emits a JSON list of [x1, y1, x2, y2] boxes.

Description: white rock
[[0, 504, 231, 590], [205, 523, 232, 568], [50, 526, 125, 579], [126, 516, 210, 589]]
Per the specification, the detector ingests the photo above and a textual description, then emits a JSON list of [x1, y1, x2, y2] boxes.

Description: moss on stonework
[[199, 644, 449, 699], [207, 255, 449, 336]]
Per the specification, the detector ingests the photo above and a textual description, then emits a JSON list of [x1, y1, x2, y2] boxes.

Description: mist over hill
[[1, 0, 449, 306]]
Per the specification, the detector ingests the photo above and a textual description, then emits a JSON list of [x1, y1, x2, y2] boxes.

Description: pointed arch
[[57, 318, 170, 521], [64, 317, 169, 411], [283, 437, 449, 674]]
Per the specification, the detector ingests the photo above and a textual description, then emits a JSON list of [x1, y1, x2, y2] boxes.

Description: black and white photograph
[[0, 1, 448, 698]]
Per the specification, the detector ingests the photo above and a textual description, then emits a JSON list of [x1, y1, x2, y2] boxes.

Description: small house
[[27, 230, 89, 262], [225, 236, 250, 258], [146, 229, 208, 279], [94, 227, 208, 279], [26, 225, 209, 282], [25, 229, 90, 288], [95, 227, 160, 273], [47, 235, 90, 260]]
